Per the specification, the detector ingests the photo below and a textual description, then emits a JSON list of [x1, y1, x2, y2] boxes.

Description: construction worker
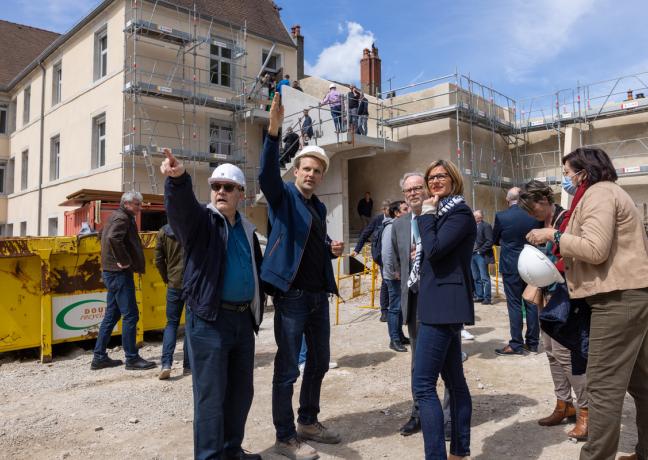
[[259, 93, 344, 460], [154, 223, 190, 380], [160, 153, 264, 460], [91, 191, 155, 372]]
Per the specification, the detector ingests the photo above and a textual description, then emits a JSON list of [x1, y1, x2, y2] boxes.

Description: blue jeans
[[357, 115, 368, 135], [414, 323, 471, 459], [503, 272, 539, 351], [298, 335, 307, 366], [94, 271, 139, 361], [161, 287, 189, 369], [470, 253, 491, 301], [330, 105, 342, 132], [380, 267, 389, 314], [186, 307, 255, 460], [386, 279, 404, 343], [272, 289, 330, 441]]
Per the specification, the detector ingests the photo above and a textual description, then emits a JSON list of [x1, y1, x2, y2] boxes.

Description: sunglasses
[[211, 183, 239, 193]]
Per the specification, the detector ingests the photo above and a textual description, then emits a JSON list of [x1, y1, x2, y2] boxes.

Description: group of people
[[90, 89, 648, 460], [320, 83, 369, 135]]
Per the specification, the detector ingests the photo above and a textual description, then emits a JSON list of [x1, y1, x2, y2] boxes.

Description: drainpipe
[[37, 62, 46, 235]]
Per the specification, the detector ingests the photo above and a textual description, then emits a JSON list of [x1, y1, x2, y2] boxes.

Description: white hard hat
[[517, 244, 565, 288], [293, 145, 329, 173], [329, 83, 336, 89], [208, 163, 246, 188]]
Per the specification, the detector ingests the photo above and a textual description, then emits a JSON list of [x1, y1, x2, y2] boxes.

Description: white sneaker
[[461, 330, 475, 341], [328, 361, 338, 369], [298, 362, 305, 373]]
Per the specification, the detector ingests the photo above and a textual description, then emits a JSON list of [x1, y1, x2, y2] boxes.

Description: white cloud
[[503, 0, 598, 82], [305, 22, 375, 84]]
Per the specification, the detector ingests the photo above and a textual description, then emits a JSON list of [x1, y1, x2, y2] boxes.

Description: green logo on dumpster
[[56, 299, 107, 331]]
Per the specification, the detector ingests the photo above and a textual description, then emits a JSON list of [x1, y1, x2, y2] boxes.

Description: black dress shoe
[[223, 449, 262, 460], [389, 341, 407, 352], [125, 357, 156, 370], [400, 336, 411, 345], [90, 356, 123, 370], [379, 312, 387, 322], [400, 416, 421, 436], [473, 297, 484, 302], [481, 299, 492, 305]]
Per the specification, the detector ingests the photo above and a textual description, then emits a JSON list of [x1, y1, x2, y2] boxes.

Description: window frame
[[0, 160, 6, 194], [20, 149, 28, 191], [48, 217, 58, 236], [50, 135, 61, 181], [208, 118, 233, 157], [209, 38, 233, 89], [0, 104, 7, 134], [92, 114, 106, 169], [262, 49, 282, 73], [19, 221, 27, 237], [52, 62, 63, 105], [94, 26, 108, 81], [23, 85, 31, 126]]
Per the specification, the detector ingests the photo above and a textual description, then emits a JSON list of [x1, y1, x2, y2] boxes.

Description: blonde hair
[[424, 159, 464, 196]]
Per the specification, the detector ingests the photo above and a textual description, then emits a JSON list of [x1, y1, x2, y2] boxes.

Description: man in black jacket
[[356, 92, 369, 135], [357, 192, 374, 230], [347, 84, 360, 132], [471, 210, 494, 305], [161, 153, 264, 460], [92, 191, 155, 371]]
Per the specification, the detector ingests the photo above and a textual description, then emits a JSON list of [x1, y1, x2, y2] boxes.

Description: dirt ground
[[0, 285, 639, 460]]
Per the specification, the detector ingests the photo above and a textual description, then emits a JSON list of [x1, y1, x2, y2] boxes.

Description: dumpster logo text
[[56, 299, 107, 330], [52, 293, 109, 340]]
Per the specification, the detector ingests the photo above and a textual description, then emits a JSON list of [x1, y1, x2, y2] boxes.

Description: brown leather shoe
[[538, 399, 576, 426], [618, 454, 637, 460], [567, 407, 588, 440]]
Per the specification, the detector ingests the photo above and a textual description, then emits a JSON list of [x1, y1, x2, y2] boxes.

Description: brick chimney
[[291, 25, 305, 79], [360, 44, 381, 96]]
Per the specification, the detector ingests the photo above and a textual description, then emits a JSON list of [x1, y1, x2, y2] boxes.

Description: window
[[94, 27, 108, 80], [7, 158, 14, 194], [209, 119, 233, 157], [52, 62, 62, 105], [48, 217, 58, 236], [50, 135, 60, 180], [92, 114, 106, 168], [23, 86, 31, 125], [262, 50, 282, 73], [20, 221, 27, 237], [21, 150, 28, 190], [9, 99, 16, 133], [0, 161, 5, 194], [0, 104, 7, 134], [209, 39, 232, 88], [2, 224, 13, 237]]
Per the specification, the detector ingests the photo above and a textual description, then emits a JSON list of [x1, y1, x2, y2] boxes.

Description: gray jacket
[[392, 212, 415, 325], [381, 218, 397, 279]]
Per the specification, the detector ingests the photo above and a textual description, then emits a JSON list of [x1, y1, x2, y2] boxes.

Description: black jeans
[[272, 289, 330, 441], [186, 307, 255, 460], [503, 272, 539, 351]]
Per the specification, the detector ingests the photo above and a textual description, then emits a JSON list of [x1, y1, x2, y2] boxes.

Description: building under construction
[[1, 1, 647, 242]]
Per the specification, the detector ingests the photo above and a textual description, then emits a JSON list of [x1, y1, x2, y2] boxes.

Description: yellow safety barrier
[[334, 247, 379, 325], [492, 246, 501, 298], [0, 233, 172, 362]]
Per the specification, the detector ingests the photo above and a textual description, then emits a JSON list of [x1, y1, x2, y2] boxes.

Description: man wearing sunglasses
[[160, 152, 264, 460], [260, 94, 344, 460]]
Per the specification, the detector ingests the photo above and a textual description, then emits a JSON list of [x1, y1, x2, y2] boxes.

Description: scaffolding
[[122, 0, 268, 200]]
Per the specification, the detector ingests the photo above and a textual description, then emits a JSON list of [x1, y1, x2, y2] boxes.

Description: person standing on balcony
[[320, 83, 342, 133], [155, 223, 190, 380], [259, 93, 345, 460], [347, 84, 360, 133], [91, 191, 156, 372], [160, 154, 265, 460], [301, 109, 314, 145], [277, 74, 291, 95], [357, 91, 369, 135]]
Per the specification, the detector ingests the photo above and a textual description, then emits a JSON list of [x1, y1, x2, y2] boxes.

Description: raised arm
[[259, 94, 288, 210]]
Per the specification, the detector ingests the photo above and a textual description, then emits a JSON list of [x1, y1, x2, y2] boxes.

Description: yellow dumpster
[[0, 233, 173, 362]]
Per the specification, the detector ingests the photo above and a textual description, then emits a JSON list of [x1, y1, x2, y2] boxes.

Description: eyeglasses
[[402, 185, 425, 194], [211, 183, 238, 193], [426, 173, 450, 182]]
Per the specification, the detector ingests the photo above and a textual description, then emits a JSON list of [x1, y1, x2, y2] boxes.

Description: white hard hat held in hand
[[517, 244, 565, 288], [293, 146, 330, 173], [208, 163, 246, 188]]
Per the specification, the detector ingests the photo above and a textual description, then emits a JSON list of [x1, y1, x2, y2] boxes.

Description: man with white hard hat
[[259, 93, 344, 460], [160, 152, 264, 460]]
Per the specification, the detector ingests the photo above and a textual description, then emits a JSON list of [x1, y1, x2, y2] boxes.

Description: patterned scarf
[[408, 195, 466, 288]]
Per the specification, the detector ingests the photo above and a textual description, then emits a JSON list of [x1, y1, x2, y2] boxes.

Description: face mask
[[562, 174, 578, 195]]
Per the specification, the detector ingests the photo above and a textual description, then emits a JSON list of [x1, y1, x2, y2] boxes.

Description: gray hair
[[506, 187, 520, 203], [121, 190, 143, 206], [381, 199, 392, 209], [473, 209, 483, 218], [399, 172, 425, 189]]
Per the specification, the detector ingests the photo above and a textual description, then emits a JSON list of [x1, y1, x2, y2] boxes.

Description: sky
[[4, 0, 648, 102]]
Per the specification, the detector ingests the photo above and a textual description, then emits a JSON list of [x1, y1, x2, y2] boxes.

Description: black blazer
[[493, 204, 542, 275], [417, 202, 477, 325]]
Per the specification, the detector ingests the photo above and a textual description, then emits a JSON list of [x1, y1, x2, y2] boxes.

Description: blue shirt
[[221, 213, 255, 303], [276, 79, 290, 94]]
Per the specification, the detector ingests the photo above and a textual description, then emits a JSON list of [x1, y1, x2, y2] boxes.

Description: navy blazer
[[492, 204, 542, 275], [417, 202, 477, 325]]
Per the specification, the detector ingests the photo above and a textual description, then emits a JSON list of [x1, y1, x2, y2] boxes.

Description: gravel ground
[[0, 284, 639, 459]]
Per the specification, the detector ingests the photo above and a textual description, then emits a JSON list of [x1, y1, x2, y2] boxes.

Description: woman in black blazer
[[411, 159, 476, 460]]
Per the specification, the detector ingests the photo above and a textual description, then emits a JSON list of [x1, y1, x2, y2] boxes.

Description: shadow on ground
[[335, 351, 395, 369]]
